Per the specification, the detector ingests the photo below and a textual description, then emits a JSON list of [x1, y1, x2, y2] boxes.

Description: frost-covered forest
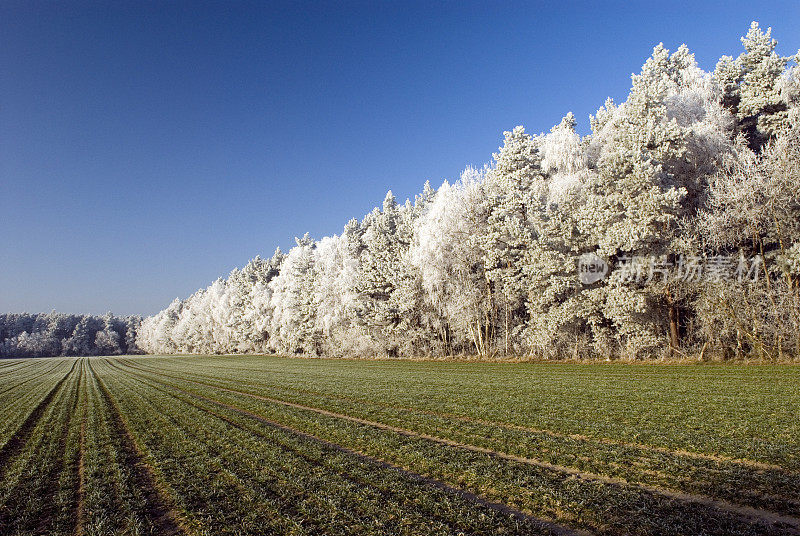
[[0, 313, 141, 357], [122, 24, 800, 359]]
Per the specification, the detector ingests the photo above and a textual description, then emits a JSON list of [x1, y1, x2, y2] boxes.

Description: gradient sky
[[2, 1, 798, 316]]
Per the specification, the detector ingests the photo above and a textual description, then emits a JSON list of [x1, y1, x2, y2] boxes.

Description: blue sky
[[2, 1, 798, 316]]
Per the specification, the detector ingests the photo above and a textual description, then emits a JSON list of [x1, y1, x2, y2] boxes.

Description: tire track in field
[[48, 357, 83, 535], [0, 360, 77, 481], [123, 368, 576, 536], [304, 393, 786, 472], [116, 359, 800, 534], [154, 378, 585, 536], [87, 360, 188, 536], [74, 359, 88, 536], [123, 358, 787, 473]]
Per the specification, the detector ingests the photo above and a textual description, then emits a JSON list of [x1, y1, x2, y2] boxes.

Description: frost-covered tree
[[480, 126, 546, 354], [269, 234, 320, 355], [519, 114, 597, 358], [135, 250, 283, 354], [124, 316, 142, 354], [578, 42, 738, 356], [94, 314, 122, 355], [352, 192, 409, 355], [386, 186, 445, 357], [312, 229, 370, 356], [137, 298, 184, 354], [62, 316, 102, 356], [696, 114, 800, 358], [714, 22, 797, 151], [411, 169, 494, 355], [236, 252, 283, 352]]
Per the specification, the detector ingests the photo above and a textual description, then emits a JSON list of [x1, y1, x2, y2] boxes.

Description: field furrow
[[164, 376, 580, 535], [0, 361, 73, 447], [121, 356, 800, 469], [73, 360, 88, 536]]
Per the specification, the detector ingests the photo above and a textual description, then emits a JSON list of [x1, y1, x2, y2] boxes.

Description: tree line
[[51, 23, 800, 360], [0, 313, 142, 358]]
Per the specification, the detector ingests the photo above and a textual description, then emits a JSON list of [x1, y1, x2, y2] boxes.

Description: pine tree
[[481, 126, 544, 354], [269, 234, 319, 355], [714, 22, 795, 151]]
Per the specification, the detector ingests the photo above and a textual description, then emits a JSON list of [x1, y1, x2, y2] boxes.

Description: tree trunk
[[668, 302, 680, 354], [504, 301, 510, 356]]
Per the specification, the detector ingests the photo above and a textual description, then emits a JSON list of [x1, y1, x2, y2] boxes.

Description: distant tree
[[62, 316, 102, 356], [95, 314, 122, 355]]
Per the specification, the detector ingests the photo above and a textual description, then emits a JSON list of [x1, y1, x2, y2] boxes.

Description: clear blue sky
[[2, 1, 798, 316]]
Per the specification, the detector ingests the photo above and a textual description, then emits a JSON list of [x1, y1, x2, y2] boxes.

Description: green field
[[0, 356, 799, 535]]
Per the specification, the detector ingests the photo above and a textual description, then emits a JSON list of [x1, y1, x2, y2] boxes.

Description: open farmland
[[0, 356, 799, 535]]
